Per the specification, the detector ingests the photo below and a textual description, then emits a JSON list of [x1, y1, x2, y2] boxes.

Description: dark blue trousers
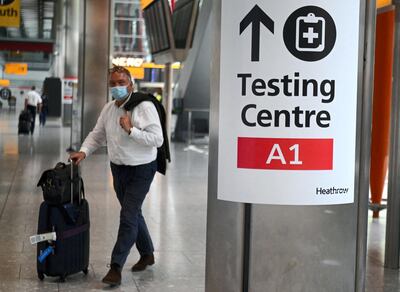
[[110, 160, 157, 268]]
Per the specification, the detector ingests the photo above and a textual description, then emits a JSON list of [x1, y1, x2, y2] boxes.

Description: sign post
[[206, 0, 376, 291]]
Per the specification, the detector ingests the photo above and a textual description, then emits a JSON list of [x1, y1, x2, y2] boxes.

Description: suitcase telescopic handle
[[78, 170, 81, 205], [69, 162, 82, 205], [70, 162, 74, 204], [68, 160, 85, 205]]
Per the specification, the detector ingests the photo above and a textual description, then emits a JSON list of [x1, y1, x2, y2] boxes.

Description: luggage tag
[[30, 232, 57, 245]]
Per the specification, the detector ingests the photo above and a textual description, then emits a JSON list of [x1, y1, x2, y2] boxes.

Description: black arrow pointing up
[[240, 5, 274, 62]]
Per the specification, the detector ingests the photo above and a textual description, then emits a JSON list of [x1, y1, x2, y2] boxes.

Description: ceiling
[[0, 0, 56, 71]]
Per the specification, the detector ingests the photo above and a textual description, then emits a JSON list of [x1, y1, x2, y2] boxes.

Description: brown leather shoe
[[102, 264, 121, 286], [131, 254, 155, 272]]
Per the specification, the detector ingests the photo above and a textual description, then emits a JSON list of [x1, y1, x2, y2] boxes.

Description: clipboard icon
[[295, 13, 325, 52]]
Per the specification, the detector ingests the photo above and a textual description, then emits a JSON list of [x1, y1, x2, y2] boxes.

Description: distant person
[[25, 86, 42, 134], [39, 90, 48, 126], [20, 90, 24, 104]]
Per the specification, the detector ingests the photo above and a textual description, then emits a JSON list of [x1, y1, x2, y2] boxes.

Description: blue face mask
[[111, 86, 129, 100]]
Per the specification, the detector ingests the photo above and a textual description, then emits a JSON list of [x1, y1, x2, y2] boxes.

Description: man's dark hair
[[108, 66, 133, 83], [31, 86, 36, 90]]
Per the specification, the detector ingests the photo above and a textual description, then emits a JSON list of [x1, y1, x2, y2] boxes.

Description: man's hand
[[69, 151, 86, 165], [120, 113, 133, 133]]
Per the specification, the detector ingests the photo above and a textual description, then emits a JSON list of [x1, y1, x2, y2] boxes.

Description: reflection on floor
[[0, 107, 399, 291]]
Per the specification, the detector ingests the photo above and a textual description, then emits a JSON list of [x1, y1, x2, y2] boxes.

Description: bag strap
[[69, 163, 85, 204], [80, 178, 85, 200], [55, 162, 66, 169], [57, 223, 90, 240], [70, 162, 74, 204]]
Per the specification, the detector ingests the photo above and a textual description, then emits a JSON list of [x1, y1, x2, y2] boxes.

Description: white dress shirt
[[80, 94, 163, 166], [26, 90, 42, 106]]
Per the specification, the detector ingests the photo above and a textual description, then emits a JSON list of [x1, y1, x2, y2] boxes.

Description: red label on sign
[[237, 137, 333, 170]]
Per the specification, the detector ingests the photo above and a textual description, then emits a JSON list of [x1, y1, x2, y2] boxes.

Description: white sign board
[[218, 0, 361, 205], [62, 78, 77, 105]]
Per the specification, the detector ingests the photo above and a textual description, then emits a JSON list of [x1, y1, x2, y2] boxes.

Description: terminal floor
[[0, 107, 399, 292]]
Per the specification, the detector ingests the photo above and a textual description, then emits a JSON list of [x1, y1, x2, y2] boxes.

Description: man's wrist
[[79, 147, 89, 158]]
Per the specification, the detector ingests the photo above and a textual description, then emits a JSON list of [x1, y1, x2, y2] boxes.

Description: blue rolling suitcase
[[36, 163, 90, 282]]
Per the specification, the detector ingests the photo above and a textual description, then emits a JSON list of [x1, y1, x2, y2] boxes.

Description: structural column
[[64, 0, 80, 79], [164, 63, 173, 140], [62, 0, 81, 126], [205, 1, 244, 291], [78, 0, 111, 141], [52, 0, 66, 78], [386, 0, 400, 269]]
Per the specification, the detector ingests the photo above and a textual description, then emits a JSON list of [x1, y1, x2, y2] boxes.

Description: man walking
[[70, 66, 164, 286], [39, 89, 49, 126], [25, 86, 42, 134]]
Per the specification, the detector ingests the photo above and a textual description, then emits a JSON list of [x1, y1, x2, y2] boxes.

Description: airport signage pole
[[207, 0, 375, 291]]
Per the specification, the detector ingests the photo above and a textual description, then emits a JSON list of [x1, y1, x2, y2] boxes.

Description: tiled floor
[[0, 106, 399, 291], [366, 209, 400, 292], [0, 108, 207, 291]]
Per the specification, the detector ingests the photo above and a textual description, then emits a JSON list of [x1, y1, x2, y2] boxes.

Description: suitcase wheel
[[83, 268, 89, 275], [38, 272, 44, 281], [59, 274, 66, 282]]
